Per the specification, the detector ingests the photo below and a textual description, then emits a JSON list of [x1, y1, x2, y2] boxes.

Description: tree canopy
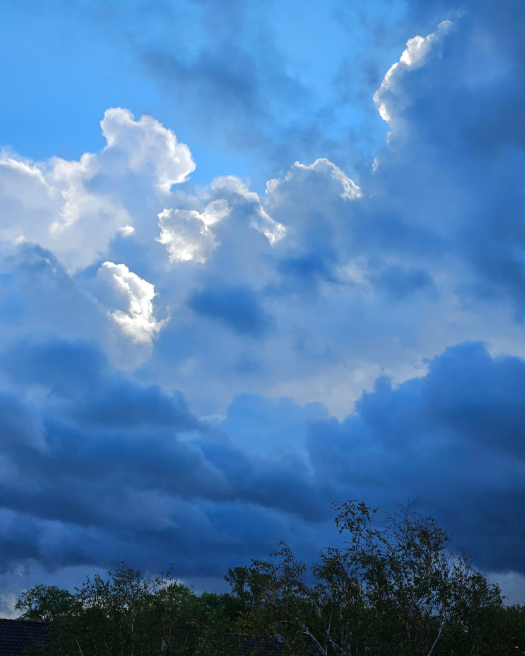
[[15, 500, 525, 655]]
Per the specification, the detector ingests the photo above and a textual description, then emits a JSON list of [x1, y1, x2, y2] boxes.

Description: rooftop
[[0, 619, 50, 656]]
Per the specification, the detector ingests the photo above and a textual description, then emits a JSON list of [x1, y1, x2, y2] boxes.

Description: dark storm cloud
[[0, 335, 328, 576], [308, 342, 525, 573], [3, 337, 525, 581]]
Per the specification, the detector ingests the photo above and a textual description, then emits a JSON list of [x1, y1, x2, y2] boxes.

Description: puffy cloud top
[[374, 20, 454, 124], [157, 201, 229, 264], [95, 262, 166, 345], [100, 108, 195, 193], [0, 108, 195, 270]]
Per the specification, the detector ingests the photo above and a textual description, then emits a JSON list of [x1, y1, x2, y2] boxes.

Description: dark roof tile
[[0, 619, 50, 656]]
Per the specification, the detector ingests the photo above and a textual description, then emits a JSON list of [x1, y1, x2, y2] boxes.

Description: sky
[[2, 0, 525, 613]]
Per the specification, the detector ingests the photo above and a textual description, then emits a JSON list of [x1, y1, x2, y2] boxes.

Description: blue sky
[[2, 0, 525, 613], [0, 0, 403, 186]]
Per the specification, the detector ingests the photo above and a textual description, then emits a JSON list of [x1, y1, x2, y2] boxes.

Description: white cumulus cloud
[[157, 199, 229, 264], [118, 225, 136, 237], [267, 158, 361, 202], [100, 108, 195, 193], [96, 262, 167, 344], [157, 177, 286, 266], [0, 108, 195, 270], [374, 20, 454, 124]]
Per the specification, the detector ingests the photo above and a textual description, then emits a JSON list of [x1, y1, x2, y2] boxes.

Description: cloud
[[0, 243, 113, 347], [188, 283, 272, 337], [267, 158, 361, 203], [373, 19, 454, 124], [307, 342, 525, 574], [154, 175, 285, 274], [1, 337, 525, 591], [211, 176, 286, 245], [373, 264, 438, 301], [118, 225, 136, 237], [99, 107, 195, 193], [157, 200, 229, 264], [95, 262, 167, 344], [0, 108, 195, 270], [2, 0, 525, 608], [0, 336, 327, 578], [264, 158, 361, 267]]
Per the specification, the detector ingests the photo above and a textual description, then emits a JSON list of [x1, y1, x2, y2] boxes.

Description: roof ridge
[[0, 617, 50, 624]]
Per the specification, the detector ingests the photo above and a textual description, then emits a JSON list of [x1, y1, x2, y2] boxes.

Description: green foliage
[[23, 563, 244, 656], [236, 501, 525, 655], [15, 584, 77, 622], [16, 501, 525, 656]]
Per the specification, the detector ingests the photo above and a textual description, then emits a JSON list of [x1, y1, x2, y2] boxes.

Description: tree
[[17, 500, 525, 655], [19, 563, 245, 656], [236, 500, 512, 656], [15, 584, 77, 622]]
